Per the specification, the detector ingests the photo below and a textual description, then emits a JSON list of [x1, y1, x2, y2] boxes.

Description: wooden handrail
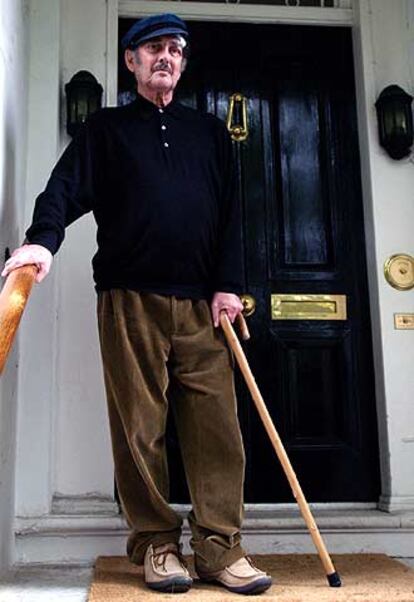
[[0, 265, 38, 375]]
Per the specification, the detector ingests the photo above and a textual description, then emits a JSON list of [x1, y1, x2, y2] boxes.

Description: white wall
[[0, 0, 29, 570], [53, 0, 113, 500], [353, 0, 414, 511], [15, 0, 61, 517], [11, 0, 414, 546], [49, 0, 414, 512], [15, 0, 113, 519]]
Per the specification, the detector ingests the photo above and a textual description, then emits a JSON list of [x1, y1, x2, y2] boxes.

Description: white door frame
[[105, 0, 354, 105]]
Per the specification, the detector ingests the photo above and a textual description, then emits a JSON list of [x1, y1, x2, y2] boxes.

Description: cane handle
[[236, 313, 250, 340]]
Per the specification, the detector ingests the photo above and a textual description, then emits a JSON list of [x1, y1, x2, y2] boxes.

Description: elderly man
[[2, 14, 272, 595]]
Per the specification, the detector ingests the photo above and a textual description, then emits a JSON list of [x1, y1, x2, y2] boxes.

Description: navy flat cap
[[121, 13, 189, 50]]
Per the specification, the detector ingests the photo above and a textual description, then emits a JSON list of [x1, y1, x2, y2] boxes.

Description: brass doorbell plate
[[384, 254, 414, 290]]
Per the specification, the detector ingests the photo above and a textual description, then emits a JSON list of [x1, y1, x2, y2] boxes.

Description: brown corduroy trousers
[[97, 290, 246, 574]]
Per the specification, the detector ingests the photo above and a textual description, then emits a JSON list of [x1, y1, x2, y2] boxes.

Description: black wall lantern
[[375, 84, 413, 160], [65, 71, 103, 137]]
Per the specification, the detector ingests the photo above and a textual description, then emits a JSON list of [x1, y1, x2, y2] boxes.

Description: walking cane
[[220, 311, 341, 588]]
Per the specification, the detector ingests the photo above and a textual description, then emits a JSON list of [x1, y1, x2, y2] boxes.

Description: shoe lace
[[244, 555, 260, 570], [244, 555, 266, 575], [153, 543, 188, 571]]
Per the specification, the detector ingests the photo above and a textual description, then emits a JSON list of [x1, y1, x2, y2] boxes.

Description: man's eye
[[169, 46, 182, 57]]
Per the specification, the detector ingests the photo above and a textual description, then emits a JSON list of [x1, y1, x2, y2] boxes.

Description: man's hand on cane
[[211, 291, 244, 327], [1, 244, 52, 283]]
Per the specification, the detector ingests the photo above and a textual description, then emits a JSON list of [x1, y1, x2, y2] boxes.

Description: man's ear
[[124, 49, 136, 73]]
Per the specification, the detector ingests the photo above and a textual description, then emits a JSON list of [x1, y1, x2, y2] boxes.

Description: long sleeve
[[22, 97, 244, 300], [213, 121, 245, 294], [25, 119, 97, 255]]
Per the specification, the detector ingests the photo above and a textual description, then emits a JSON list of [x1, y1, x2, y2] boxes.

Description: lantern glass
[[77, 95, 88, 123], [384, 105, 407, 136], [393, 107, 407, 134]]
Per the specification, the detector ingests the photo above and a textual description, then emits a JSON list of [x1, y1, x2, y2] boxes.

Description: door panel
[[277, 85, 332, 266]]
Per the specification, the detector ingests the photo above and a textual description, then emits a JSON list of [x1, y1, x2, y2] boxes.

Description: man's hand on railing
[[1, 244, 53, 283]]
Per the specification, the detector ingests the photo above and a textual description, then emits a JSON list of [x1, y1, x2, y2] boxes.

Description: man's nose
[[157, 45, 171, 61]]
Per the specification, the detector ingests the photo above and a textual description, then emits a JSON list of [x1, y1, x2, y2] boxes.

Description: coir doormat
[[87, 554, 414, 601]]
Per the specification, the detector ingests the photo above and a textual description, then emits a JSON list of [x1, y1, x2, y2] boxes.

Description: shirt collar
[[133, 92, 188, 120]]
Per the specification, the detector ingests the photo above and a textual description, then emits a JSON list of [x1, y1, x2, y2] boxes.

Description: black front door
[[118, 20, 381, 503]]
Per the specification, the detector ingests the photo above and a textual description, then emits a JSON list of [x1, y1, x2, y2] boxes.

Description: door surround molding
[[104, 0, 392, 510], [118, 0, 353, 22], [105, 0, 354, 105]]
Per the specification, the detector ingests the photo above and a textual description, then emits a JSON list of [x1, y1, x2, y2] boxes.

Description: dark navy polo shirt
[[25, 93, 244, 300]]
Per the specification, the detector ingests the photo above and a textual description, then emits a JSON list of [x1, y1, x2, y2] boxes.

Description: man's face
[[125, 35, 185, 96]]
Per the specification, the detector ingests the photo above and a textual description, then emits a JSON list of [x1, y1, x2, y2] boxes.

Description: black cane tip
[[327, 571, 341, 587]]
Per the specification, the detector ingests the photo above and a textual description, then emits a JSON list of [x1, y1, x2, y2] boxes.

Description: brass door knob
[[240, 294, 256, 316]]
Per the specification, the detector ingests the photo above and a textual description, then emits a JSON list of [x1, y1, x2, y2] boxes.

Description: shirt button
[[164, 142, 169, 148], [159, 108, 164, 113], [161, 125, 167, 130]]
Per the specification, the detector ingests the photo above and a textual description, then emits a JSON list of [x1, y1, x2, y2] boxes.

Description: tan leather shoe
[[144, 543, 193, 593], [197, 556, 272, 595]]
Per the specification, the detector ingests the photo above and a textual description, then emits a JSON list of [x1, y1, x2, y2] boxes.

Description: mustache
[[153, 61, 172, 74]]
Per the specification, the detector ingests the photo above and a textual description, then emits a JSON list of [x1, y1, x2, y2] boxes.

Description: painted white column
[[53, 0, 114, 503], [0, 0, 29, 569], [353, 0, 414, 511], [15, 0, 61, 517], [15, 0, 114, 517]]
